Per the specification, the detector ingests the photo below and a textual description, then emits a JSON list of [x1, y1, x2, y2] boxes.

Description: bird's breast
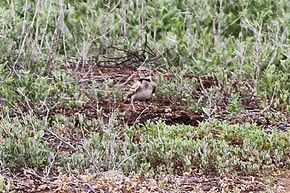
[[132, 87, 153, 101]]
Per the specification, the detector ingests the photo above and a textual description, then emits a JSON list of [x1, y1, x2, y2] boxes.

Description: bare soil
[[59, 63, 289, 130], [6, 169, 290, 192], [55, 63, 209, 126]]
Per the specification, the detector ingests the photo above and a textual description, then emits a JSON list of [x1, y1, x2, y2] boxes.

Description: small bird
[[125, 74, 156, 111]]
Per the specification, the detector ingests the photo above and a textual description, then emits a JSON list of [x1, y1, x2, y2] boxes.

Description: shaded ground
[[52, 99, 204, 127]]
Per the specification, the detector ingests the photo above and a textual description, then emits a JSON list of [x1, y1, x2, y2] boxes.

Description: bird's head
[[137, 67, 154, 82]]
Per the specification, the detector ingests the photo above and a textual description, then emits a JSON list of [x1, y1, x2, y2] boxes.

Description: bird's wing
[[125, 81, 142, 99]]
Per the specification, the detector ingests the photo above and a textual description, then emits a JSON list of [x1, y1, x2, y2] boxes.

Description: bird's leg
[[126, 103, 131, 111], [131, 97, 136, 112], [143, 101, 146, 109]]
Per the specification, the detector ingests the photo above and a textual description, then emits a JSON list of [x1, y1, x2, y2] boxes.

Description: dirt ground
[[54, 63, 209, 126], [6, 168, 290, 192], [60, 63, 289, 131]]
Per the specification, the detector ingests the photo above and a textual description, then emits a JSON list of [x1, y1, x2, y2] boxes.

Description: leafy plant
[[0, 117, 53, 171]]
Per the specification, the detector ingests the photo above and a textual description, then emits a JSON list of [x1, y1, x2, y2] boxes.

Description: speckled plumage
[[125, 77, 156, 111]]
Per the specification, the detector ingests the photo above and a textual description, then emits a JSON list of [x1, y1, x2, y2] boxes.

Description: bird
[[124, 74, 156, 111]]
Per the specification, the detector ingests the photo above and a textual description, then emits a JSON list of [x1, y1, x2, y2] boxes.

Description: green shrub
[[59, 119, 290, 176], [0, 117, 53, 171]]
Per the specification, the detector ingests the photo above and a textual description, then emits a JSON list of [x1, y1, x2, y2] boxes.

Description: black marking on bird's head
[[139, 77, 151, 82]]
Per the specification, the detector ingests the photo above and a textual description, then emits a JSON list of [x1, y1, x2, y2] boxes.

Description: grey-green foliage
[[0, 116, 53, 171], [127, 120, 290, 175], [257, 64, 290, 110], [0, 0, 288, 64], [0, 0, 289, 110], [0, 67, 88, 112], [60, 118, 290, 176], [0, 112, 289, 175], [59, 112, 122, 173]]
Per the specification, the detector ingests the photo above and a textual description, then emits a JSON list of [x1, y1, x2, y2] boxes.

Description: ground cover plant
[[0, 0, 289, 192]]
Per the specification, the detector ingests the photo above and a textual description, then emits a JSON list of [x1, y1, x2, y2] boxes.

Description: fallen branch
[[45, 127, 77, 151]]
